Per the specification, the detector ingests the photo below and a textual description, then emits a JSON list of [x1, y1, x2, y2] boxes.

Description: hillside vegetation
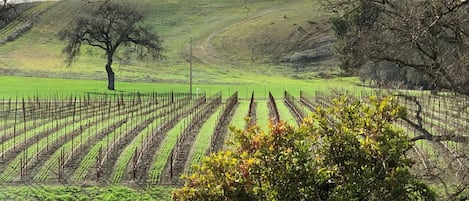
[[0, 0, 337, 84]]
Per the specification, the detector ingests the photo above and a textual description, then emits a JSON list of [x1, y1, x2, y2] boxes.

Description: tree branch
[[410, 134, 469, 143], [83, 38, 106, 50]]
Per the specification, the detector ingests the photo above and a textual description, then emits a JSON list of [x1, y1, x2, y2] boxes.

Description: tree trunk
[[105, 57, 115, 90]]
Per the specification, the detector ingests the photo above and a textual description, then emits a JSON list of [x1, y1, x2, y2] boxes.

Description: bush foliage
[[173, 96, 435, 201]]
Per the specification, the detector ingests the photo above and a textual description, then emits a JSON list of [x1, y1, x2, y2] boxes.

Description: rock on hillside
[[208, 1, 336, 67], [281, 36, 335, 64]]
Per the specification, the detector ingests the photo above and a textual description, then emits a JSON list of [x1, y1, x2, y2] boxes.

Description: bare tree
[[321, 1, 469, 199], [323, 0, 469, 94], [59, 1, 163, 90], [0, 0, 17, 26]]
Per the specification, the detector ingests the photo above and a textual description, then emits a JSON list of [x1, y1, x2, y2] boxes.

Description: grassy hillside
[[0, 0, 338, 85]]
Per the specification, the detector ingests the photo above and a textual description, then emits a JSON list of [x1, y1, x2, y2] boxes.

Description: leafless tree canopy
[[322, 2, 469, 197], [0, 0, 17, 26], [59, 1, 163, 90], [324, 0, 469, 94]]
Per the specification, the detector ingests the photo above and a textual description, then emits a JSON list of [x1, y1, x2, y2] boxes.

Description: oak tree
[[60, 1, 162, 90]]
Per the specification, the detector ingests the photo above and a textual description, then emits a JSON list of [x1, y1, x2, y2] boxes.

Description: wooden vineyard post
[[120, 93, 124, 108], [73, 96, 76, 130], [155, 92, 158, 105], [22, 98, 26, 138], [87, 120, 91, 144], [54, 119, 58, 147], [170, 149, 174, 181], [107, 97, 111, 130], [210, 134, 214, 155], [64, 108, 68, 142], [430, 97, 434, 134], [122, 117, 126, 141], [58, 150, 61, 181], [113, 119, 117, 144], [24, 147, 27, 177], [141, 133, 144, 149], [137, 92, 142, 105], [106, 134, 109, 153], [80, 126, 83, 152], [96, 146, 102, 181], [3, 99, 10, 160], [13, 97, 17, 151], [36, 135, 39, 160], [22, 150, 27, 179], [117, 94, 120, 112], [132, 147, 138, 180], [20, 156, 23, 180], [58, 148, 64, 181]]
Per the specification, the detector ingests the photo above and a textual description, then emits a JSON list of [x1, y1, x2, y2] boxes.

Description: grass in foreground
[[0, 185, 173, 201]]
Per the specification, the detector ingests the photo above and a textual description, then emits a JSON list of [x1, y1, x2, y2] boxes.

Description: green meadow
[[0, 75, 363, 99]]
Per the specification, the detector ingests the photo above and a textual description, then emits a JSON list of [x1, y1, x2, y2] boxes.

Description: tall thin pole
[[190, 37, 193, 98]]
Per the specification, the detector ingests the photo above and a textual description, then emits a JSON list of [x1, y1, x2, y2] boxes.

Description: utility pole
[[189, 37, 193, 98]]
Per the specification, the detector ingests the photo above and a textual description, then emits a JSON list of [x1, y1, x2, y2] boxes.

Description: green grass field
[[0, 75, 364, 99]]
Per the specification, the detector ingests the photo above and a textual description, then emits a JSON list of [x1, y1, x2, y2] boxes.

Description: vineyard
[[0, 90, 468, 197], [0, 92, 226, 186], [299, 90, 469, 198]]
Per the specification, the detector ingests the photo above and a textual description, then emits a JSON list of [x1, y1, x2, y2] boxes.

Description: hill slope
[[0, 0, 336, 84]]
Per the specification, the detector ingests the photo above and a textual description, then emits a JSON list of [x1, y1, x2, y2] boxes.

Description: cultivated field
[[1, 90, 467, 198], [0, 90, 313, 187]]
